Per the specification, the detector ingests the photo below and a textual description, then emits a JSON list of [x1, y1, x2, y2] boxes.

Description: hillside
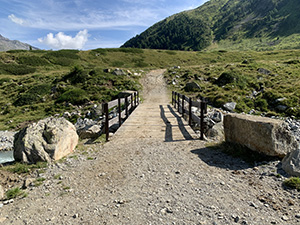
[[1, 48, 300, 130], [122, 0, 300, 51], [0, 34, 38, 52]]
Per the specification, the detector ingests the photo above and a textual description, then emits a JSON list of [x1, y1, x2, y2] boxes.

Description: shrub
[[215, 71, 247, 89], [6, 187, 25, 200], [0, 62, 36, 75], [17, 56, 50, 66], [57, 88, 89, 105], [63, 66, 89, 84], [283, 177, 300, 191], [255, 98, 269, 111], [14, 84, 51, 106], [110, 61, 125, 67]]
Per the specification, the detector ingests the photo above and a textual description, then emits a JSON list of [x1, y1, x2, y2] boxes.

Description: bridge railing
[[103, 91, 139, 141], [172, 91, 207, 140]]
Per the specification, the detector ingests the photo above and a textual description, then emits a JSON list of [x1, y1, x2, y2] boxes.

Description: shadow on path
[[160, 105, 194, 142]]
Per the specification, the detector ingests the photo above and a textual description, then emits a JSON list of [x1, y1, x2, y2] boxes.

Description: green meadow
[[1, 48, 300, 130]]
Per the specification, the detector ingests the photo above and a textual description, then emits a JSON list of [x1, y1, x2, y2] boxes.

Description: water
[[0, 150, 14, 164]]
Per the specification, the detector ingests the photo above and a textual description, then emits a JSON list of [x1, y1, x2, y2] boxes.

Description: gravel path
[[1, 70, 300, 225]]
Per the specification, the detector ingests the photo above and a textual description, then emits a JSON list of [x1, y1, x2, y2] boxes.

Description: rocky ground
[[0, 70, 300, 225]]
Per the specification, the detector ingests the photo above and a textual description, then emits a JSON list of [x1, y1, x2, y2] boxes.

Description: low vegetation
[[165, 49, 300, 118], [5, 187, 26, 200], [1, 48, 300, 130], [283, 177, 300, 191]]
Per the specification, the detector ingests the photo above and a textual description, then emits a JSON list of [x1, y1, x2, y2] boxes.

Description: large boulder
[[282, 149, 300, 177], [184, 82, 201, 92], [14, 117, 78, 163], [224, 113, 298, 157]]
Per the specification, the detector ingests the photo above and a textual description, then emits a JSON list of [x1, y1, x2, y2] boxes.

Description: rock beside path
[[0, 131, 16, 151], [224, 113, 298, 157], [14, 117, 78, 163], [282, 149, 300, 176]]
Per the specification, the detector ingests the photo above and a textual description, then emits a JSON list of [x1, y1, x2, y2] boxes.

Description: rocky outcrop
[[224, 113, 298, 157], [75, 118, 102, 139], [282, 149, 300, 176], [184, 82, 201, 92], [14, 117, 78, 163], [0, 131, 16, 151]]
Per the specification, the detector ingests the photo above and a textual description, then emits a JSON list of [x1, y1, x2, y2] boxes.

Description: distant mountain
[[0, 34, 38, 51], [122, 0, 300, 51]]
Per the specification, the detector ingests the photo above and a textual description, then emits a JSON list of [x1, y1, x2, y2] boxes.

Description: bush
[[215, 71, 247, 89], [63, 66, 89, 84], [0, 62, 36, 75], [17, 56, 50, 66], [5, 187, 25, 200], [14, 84, 51, 106], [283, 177, 300, 191], [255, 98, 269, 111], [57, 88, 89, 105]]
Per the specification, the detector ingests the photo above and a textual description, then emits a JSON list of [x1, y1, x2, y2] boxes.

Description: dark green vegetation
[[283, 177, 300, 191], [0, 48, 214, 130], [123, 0, 300, 51], [165, 49, 300, 118], [5, 187, 26, 200], [1, 162, 48, 174], [1, 48, 300, 130]]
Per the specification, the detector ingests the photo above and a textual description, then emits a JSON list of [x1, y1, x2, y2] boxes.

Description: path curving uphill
[[1, 70, 300, 224]]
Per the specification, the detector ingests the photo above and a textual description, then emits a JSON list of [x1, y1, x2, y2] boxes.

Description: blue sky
[[0, 0, 208, 50]]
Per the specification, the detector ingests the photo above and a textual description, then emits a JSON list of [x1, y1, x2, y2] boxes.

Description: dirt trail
[[1, 70, 300, 225]]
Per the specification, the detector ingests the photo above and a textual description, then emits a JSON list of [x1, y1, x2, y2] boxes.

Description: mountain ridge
[[0, 34, 38, 52], [122, 0, 300, 51]]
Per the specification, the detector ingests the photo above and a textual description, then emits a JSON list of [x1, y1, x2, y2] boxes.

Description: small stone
[[282, 216, 289, 221], [249, 202, 258, 208], [0, 204, 3, 208], [296, 214, 300, 219], [73, 214, 79, 219], [234, 216, 240, 223]]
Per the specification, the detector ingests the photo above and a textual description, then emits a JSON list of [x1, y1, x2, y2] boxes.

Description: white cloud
[[38, 29, 89, 49], [8, 14, 24, 25]]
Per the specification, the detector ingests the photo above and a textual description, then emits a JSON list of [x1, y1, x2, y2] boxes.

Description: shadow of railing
[[159, 105, 194, 142]]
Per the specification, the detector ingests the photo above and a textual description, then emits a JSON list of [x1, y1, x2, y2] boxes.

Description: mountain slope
[[122, 0, 300, 51], [0, 34, 38, 51]]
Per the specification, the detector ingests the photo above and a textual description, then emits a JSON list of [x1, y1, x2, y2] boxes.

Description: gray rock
[[0, 185, 4, 200], [258, 68, 271, 75], [282, 149, 300, 176], [75, 118, 102, 139], [224, 113, 298, 157], [276, 105, 288, 112], [14, 117, 78, 163], [113, 68, 126, 76], [0, 131, 16, 151], [211, 111, 223, 123], [184, 82, 201, 92], [223, 102, 236, 112]]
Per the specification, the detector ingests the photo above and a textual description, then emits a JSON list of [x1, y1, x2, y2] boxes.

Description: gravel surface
[[0, 70, 300, 225]]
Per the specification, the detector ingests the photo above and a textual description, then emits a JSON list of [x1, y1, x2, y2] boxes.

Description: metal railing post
[[104, 103, 109, 141], [118, 97, 121, 127], [189, 97, 192, 126], [200, 101, 205, 140]]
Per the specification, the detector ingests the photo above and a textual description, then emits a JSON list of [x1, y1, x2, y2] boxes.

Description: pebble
[[296, 214, 300, 219], [282, 216, 289, 221]]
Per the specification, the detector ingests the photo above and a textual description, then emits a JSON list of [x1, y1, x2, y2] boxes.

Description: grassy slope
[[1, 48, 300, 130]]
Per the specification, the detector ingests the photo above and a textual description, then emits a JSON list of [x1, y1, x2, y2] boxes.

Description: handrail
[[103, 91, 139, 141], [172, 91, 207, 140]]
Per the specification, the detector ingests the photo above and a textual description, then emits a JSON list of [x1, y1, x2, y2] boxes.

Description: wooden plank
[[109, 116, 119, 127], [107, 99, 118, 109]]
